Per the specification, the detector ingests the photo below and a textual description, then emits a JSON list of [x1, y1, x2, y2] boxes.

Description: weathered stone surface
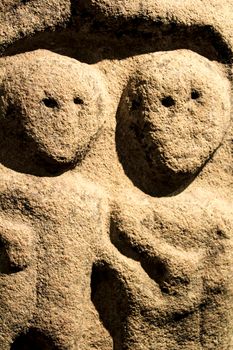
[[116, 50, 231, 196], [0, 1, 232, 350], [0, 50, 108, 174]]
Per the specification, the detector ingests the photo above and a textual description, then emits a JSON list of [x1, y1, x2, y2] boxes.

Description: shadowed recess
[[91, 261, 129, 350], [11, 329, 59, 350], [1, 22, 232, 64]]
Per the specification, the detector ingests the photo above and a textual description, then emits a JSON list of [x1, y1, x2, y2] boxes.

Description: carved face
[[0, 50, 107, 170], [117, 50, 231, 195]]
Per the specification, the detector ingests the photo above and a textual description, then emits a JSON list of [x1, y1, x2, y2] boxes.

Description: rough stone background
[[0, 1, 232, 349]]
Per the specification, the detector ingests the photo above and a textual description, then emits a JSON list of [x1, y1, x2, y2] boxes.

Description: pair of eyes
[[42, 89, 201, 110], [132, 89, 201, 110], [161, 90, 201, 108], [42, 97, 84, 109]]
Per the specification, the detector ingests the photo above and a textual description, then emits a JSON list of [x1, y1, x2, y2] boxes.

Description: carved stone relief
[[0, 1, 232, 349]]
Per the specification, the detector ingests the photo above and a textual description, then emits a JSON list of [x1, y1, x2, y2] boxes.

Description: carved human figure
[[0, 41, 231, 350], [0, 174, 112, 350], [90, 50, 233, 349], [91, 189, 233, 350]]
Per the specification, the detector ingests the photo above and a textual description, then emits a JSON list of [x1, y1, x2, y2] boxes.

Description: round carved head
[[116, 50, 231, 196], [0, 50, 108, 173]]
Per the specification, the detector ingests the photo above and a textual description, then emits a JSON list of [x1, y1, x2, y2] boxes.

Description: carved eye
[[42, 97, 59, 109], [191, 90, 201, 100], [73, 97, 84, 105], [161, 96, 176, 107]]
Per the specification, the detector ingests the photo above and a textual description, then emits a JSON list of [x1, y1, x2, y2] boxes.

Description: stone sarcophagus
[[0, 1, 232, 349]]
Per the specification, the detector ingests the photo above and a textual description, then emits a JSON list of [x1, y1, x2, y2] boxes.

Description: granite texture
[[0, 1, 232, 349]]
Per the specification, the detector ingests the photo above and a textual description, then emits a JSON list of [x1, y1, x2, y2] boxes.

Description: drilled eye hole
[[161, 96, 176, 108], [191, 90, 201, 100], [42, 98, 58, 109], [74, 97, 84, 105]]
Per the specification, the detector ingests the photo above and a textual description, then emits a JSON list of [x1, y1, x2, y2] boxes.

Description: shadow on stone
[[91, 261, 129, 350], [11, 329, 59, 350]]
